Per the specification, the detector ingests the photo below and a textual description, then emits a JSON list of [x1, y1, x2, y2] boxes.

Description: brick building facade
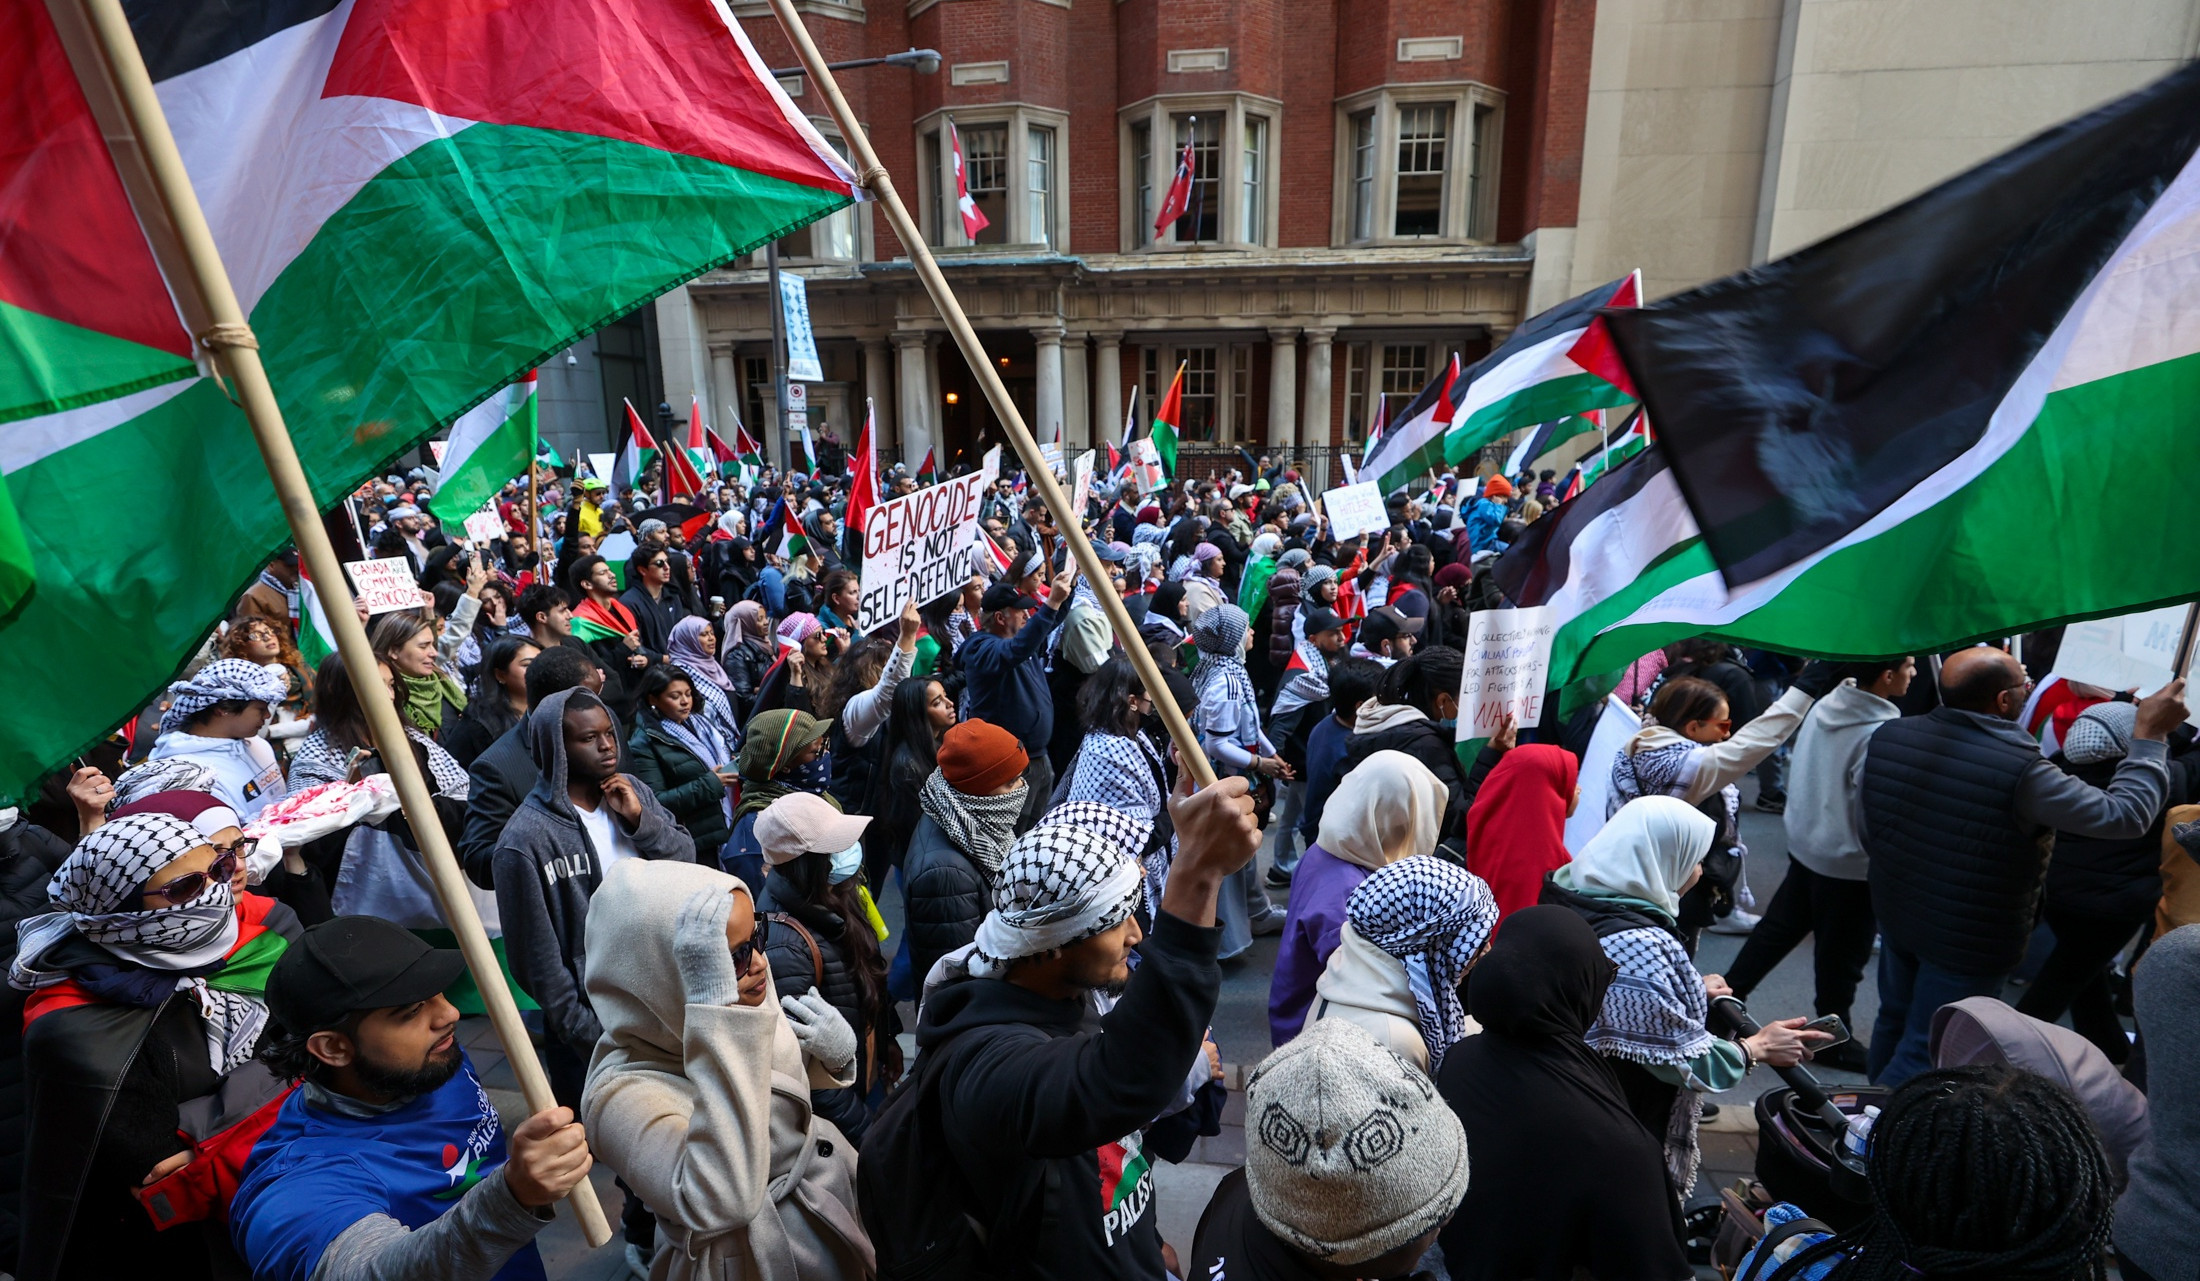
[[651, 0, 1594, 482]]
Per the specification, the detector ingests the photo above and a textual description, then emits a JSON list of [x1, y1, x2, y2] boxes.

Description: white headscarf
[[1316, 750, 1446, 871], [1563, 795, 1715, 919]]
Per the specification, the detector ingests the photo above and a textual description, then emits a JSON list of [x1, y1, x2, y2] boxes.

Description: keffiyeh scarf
[[919, 770, 1027, 874], [1589, 925, 1718, 1190], [1345, 857, 1499, 1072], [939, 820, 1145, 980], [1191, 605, 1258, 719], [12, 814, 267, 1073], [160, 659, 289, 733], [108, 757, 219, 816]]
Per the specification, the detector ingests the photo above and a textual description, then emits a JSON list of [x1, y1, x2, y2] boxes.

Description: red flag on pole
[[1154, 131, 1196, 234], [949, 118, 990, 241], [667, 397, 707, 498], [846, 399, 879, 532]]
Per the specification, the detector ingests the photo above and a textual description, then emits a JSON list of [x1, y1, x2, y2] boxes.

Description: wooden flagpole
[[56, 0, 615, 1245], [765, 0, 1215, 787]]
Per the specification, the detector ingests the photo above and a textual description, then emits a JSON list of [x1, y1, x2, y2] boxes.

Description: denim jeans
[[1868, 943, 2007, 1087]]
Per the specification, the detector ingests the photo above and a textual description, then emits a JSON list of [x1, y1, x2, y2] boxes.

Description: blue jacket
[[960, 604, 1063, 753]]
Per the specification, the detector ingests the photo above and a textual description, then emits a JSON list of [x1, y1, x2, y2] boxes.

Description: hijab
[[667, 615, 734, 691], [1436, 906, 1690, 1280], [1554, 795, 1714, 920], [727, 599, 768, 648], [1465, 745, 1580, 921], [1344, 856, 1498, 1072], [1316, 750, 1446, 870]]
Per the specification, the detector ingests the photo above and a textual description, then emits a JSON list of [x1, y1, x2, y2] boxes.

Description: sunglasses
[[730, 913, 771, 975], [142, 850, 241, 907]]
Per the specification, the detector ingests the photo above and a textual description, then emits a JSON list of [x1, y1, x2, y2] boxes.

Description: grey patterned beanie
[[1246, 1018, 1470, 1265], [2064, 701, 2137, 766]]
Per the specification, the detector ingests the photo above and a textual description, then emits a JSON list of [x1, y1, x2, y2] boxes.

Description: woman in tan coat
[[583, 858, 874, 1280]]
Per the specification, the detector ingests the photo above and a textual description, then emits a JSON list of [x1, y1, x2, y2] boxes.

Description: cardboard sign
[[585, 453, 615, 484], [981, 445, 1003, 484], [462, 505, 505, 545], [2046, 604, 2200, 721], [1322, 480, 1390, 541], [1129, 437, 1165, 491], [1040, 442, 1063, 477], [1071, 450, 1096, 520], [856, 472, 991, 631], [428, 440, 448, 465], [347, 557, 424, 615], [1457, 605, 1557, 743]]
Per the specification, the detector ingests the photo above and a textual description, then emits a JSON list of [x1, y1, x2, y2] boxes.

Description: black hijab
[[1435, 906, 1692, 1280]]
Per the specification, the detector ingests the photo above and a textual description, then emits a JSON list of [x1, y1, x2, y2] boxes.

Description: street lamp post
[[762, 49, 939, 475]]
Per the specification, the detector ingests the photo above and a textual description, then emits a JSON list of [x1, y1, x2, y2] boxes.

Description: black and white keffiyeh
[[107, 757, 219, 816], [1064, 732, 1173, 907], [1589, 924, 1718, 1191], [11, 814, 266, 1073], [1037, 801, 1152, 868], [949, 817, 1145, 979], [1345, 856, 1500, 1072], [1609, 739, 1691, 813], [288, 726, 467, 795], [919, 768, 1027, 874], [160, 658, 289, 733], [1191, 604, 1257, 713]]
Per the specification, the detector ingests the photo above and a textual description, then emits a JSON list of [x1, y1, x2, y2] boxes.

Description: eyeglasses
[[730, 913, 771, 974], [141, 850, 241, 907]]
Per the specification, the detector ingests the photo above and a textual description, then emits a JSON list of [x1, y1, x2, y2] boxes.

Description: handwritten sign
[[1071, 450, 1096, 522], [347, 557, 423, 615], [1457, 606, 1556, 743], [462, 505, 505, 545], [1129, 437, 1165, 491], [856, 471, 991, 631], [1040, 442, 1064, 477], [1322, 480, 1390, 541]]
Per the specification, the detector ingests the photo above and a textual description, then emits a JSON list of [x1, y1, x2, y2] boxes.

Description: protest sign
[[428, 440, 448, 465], [585, 452, 615, 483], [1040, 442, 1063, 477], [1322, 480, 1390, 541], [347, 557, 424, 615], [857, 471, 990, 630], [1071, 450, 1096, 519], [982, 445, 1002, 484], [1457, 605, 1557, 742], [2046, 604, 2200, 720], [462, 505, 504, 545]]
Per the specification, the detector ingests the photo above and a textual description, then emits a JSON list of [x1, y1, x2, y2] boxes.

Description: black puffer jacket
[[758, 867, 881, 1146], [626, 711, 732, 855], [901, 816, 992, 986], [0, 820, 72, 1269], [2045, 749, 2200, 921], [1340, 703, 1471, 861]]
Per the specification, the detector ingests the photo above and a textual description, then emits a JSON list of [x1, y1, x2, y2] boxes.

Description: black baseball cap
[[1303, 607, 1347, 637], [980, 582, 1041, 613], [1359, 606, 1425, 646], [266, 916, 466, 1033]]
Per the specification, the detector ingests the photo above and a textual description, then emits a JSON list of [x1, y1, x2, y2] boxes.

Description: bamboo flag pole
[[57, 0, 614, 1246], [765, 0, 1217, 789]]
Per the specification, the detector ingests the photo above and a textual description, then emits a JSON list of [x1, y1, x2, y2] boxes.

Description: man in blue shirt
[[232, 917, 593, 1281], [961, 569, 1072, 828]]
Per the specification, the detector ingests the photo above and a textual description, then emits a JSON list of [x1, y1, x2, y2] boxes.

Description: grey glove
[[780, 987, 857, 1074], [672, 887, 743, 1008]]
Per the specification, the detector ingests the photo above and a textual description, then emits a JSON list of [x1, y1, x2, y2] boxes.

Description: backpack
[[857, 1032, 1052, 1281]]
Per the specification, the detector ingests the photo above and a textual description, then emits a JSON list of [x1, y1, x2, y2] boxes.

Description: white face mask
[[829, 840, 864, 885]]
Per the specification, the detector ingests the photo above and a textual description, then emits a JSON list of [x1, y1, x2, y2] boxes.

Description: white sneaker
[[1707, 909, 1761, 936]]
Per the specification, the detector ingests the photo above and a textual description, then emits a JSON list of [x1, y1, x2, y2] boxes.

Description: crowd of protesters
[[2, 442, 2195, 1281]]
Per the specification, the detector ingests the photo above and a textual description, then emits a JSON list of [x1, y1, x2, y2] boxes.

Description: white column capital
[[1266, 325, 1303, 343]]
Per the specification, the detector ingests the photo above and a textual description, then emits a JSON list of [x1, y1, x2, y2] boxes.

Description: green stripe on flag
[[428, 378, 536, 525], [1444, 372, 1635, 465], [0, 478, 32, 627], [0, 298, 196, 427], [570, 616, 626, 645]]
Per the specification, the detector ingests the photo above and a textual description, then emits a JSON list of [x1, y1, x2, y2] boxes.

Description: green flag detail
[[428, 371, 537, 525]]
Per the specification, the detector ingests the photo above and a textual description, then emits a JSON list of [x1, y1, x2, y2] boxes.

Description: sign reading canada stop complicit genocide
[[856, 471, 990, 631], [347, 557, 425, 615], [1457, 606, 1557, 742]]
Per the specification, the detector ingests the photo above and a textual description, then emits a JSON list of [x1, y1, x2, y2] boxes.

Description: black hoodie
[[914, 911, 1221, 1281]]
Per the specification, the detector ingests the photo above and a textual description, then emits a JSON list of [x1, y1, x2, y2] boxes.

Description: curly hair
[[220, 613, 303, 672]]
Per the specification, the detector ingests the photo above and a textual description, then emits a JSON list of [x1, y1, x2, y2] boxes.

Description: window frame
[[773, 121, 869, 264], [1332, 82, 1503, 247], [913, 104, 1071, 251], [1118, 93, 1283, 253]]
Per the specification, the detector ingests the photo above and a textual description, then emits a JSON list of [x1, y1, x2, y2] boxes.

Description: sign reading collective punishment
[[1457, 606, 1557, 741]]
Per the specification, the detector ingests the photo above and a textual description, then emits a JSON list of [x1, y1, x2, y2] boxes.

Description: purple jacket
[[1266, 843, 1372, 1047]]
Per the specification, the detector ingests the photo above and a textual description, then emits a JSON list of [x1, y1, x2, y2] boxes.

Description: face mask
[[829, 840, 864, 885]]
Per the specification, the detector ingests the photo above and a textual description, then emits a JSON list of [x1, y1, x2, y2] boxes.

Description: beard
[[353, 1037, 463, 1101]]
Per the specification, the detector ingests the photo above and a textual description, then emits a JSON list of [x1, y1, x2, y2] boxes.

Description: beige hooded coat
[[582, 859, 873, 1281]]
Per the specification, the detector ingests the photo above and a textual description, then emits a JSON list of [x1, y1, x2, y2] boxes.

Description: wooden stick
[[2174, 602, 2200, 681], [766, 0, 1217, 788], [58, 0, 613, 1246]]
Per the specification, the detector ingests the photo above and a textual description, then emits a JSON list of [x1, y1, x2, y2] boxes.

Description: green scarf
[[399, 669, 467, 732]]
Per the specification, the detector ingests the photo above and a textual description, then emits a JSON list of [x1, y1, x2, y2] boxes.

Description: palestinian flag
[[0, 0, 857, 798], [773, 499, 809, 558], [1504, 411, 1605, 479], [535, 437, 566, 470], [427, 371, 536, 525], [916, 447, 938, 484], [703, 422, 741, 476], [296, 561, 339, 671], [1572, 411, 1652, 492], [732, 420, 766, 470], [666, 397, 709, 498], [570, 595, 639, 646], [614, 400, 660, 498], [1440, 274, 1642, 467], [973, 527, 1014, 576], [1151, 363, 1185, 477], [846, 401, 878, 533], [1360, 356, 1457, 495], [1359, 396, 1390, 468]]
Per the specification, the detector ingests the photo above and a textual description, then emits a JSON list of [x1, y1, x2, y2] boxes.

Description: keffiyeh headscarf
[[1038, 801, 1152, 868], [160, 658, 288, 733], [667, 615, 734, 691], [919, 769, 1027, 874], [107, 757, 219, 817], [11, 814, 267, 1073], [1191, 604, 1258, 716], [1345, 856, 1499, 1071], [942, 820, 1146, 980], [777, 612, 823, 652]]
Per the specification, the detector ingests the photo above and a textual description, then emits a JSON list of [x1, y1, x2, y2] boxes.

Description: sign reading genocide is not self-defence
[[856, 471, 991, 631]]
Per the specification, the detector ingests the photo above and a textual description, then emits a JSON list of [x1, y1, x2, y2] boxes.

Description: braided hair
[[1786, 1064, 2114, 1280]]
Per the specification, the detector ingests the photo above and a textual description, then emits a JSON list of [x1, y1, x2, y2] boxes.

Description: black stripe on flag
[[1491, 444, 1672, 609], [126, 0, 346, 83], [1465, 274, 1627, 389], [1605, 63, 2200, 589]]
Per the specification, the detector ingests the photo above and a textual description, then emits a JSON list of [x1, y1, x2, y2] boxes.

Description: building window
[[1467, 103, 1495, 240], [780, 132, 859, 260], [1230, 345, 1254, 444], [1349, 110, 1377, 242], [961, 123, 1008, 245], [1393, 104, 1449, 238], [1342, 343, 1370, 443], [923, 130, 944, 249], [1131, 120, 1153, 246], [1241, 117, 1267, 244], [1141, 345, 1159, 415], [1026, 126, 1055, 249], [1381, 344, 1429, 423], [743, 354, 771, 440], [1180, 347, 1218, 441], [1170, 114, 1222, 244]]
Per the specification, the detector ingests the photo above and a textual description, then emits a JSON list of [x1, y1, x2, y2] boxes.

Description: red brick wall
[[1496, 0, 1594, 240], [1069, 0, 1121, 253], [1276, 4, 1339, 247]]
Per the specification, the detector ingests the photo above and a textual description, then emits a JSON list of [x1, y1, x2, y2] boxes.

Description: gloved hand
[[1791, 661, 1843, 701], [672, 887, 743, 1008], [780, 987, 857, 1074]]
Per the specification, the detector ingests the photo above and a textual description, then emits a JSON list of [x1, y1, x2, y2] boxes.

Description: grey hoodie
[[493, 687, 695, 1051], [1784, 679, 1897, 880]]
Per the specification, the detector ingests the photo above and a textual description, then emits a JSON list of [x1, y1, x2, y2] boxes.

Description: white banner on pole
[[1322, 480, 1390, 541], [856, 471, 991, 631], [780, 272, 823, 383], [347, 557, 425, 615], [1457, 605, 1557, 743]]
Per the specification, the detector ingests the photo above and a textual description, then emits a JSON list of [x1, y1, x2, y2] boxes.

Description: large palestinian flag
[[1495, 64, 2200, 688], [0, 0, 858, 799], [1439, 273, 1641, 467]]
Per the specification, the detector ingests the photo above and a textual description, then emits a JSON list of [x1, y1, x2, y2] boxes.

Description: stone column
[[1063, 334, 1090, 450], [1094, 331, 1124, 445], [1301, 326, 1336, 457], [893, 331, 932, 470], [1267, 326, 1300, 453], [861, 338, 895, 461], [709, 346, 741, 436], [1034, 326, 1066, 448]]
